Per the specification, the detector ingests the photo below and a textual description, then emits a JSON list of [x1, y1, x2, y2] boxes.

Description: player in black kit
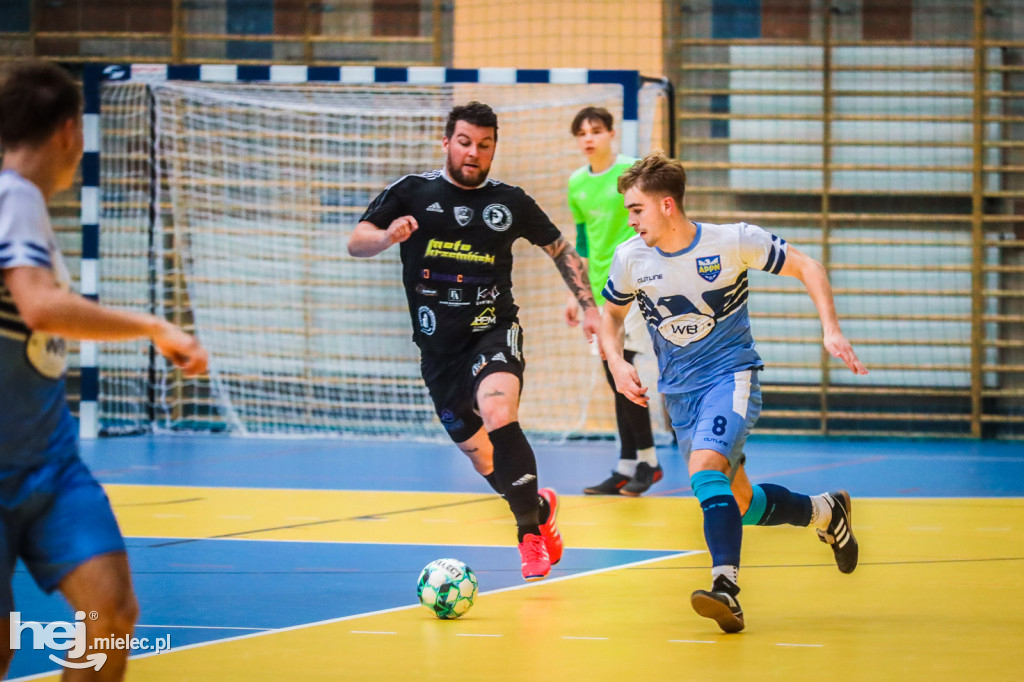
[[349, 102, 599, 581]]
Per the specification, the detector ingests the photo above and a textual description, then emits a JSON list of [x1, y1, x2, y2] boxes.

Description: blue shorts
[[0, 455, 126, 611], [665, 369, 762, 473]]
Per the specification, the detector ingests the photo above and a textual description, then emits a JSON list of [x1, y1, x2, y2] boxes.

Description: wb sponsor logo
[[27, 332, 68, 379], [696, 255, 722, 282], [657, 312, 715, 347]]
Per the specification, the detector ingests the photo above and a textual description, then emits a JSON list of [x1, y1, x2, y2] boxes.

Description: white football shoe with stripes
[[817, 490, 858, 574]]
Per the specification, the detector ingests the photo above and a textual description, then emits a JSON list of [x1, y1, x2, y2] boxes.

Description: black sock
[[537, 493, 550, 525], [758, 483, 813, 527], [488, 422, 540, 534], [484, 471, 545, 522], [483, 471, 505, 497]]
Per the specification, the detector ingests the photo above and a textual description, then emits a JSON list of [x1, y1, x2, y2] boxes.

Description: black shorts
[[420, 321, 525, 443]]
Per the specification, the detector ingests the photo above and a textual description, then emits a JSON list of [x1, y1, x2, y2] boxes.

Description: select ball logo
[[417, 558, 478, 619]]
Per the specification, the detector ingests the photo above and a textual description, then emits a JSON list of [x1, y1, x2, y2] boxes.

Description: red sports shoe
[[538, 487, 563, 565], [518, 533, 551, 581]]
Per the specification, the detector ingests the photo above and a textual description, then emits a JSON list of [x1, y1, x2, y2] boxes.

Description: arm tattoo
[[542, 236, 596, 310]]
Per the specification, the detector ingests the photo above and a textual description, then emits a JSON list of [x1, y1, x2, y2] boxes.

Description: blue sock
[[691, 471, 742, 568], [743, 483, 812, 527], [741, 483, 767, 526]]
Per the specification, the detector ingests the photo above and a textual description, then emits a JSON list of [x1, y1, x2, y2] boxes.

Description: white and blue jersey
[[602, 221, 788, 395], [0, 169, 76, 471], [0, 169, 125, 607]]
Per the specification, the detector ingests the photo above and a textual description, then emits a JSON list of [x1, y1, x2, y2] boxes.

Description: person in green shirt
[[564, 107, 661, 495]]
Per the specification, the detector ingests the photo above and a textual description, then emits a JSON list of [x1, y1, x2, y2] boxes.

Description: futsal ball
[[417, 558, 478, 619]]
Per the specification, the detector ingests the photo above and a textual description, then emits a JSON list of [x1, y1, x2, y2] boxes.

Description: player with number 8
[[599, 152, 869, 634]]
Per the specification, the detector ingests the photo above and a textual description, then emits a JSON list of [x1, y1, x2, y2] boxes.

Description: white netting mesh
[[99, 79, 664, 438]]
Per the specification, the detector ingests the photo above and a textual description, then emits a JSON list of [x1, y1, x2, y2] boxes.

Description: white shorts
[[622, 302, 647, 354], [593, 303, 650, 356]]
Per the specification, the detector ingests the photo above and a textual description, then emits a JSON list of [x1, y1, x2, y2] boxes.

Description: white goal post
[[81, 64, 670, 439]]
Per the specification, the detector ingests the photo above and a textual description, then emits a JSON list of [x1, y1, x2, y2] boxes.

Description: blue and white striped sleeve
[[737, 222, 787, 275], [0, 185, 53, 271], [601, 246, 635, 306]]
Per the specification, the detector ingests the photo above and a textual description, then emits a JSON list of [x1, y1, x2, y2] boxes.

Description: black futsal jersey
[[360, 170, 562, 355]]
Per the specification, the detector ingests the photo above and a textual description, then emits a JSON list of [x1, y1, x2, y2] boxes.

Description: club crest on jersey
[[454, 206, 474, 226], [696, 255, 722, 282], [483, 204, 513, 232], [418, 306, 436, 336]]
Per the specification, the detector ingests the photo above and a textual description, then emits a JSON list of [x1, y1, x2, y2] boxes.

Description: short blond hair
[[617, 151, 687, 208]]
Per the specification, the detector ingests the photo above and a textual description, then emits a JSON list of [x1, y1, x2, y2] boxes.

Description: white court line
[[135, 624, 269, 631], [60, 549, 700, 677], [776, 643, 824, 647]]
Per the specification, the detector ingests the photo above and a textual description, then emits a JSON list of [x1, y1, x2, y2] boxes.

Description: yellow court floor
[[27, 486, 1024, 682]]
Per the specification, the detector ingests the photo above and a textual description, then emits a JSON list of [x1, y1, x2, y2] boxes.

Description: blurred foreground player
[[0, 61, 207, 678]]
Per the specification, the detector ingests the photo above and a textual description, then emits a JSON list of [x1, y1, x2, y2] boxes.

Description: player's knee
[[478, 401, 518, 430], [92, 590, 140, 634]]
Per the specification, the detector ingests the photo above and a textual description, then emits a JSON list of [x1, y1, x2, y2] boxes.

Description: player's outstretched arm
[[347, 217, 417, 258], [4, 266, 208, 376], [542, 236, 600, 339], [777, 246, 868, 375], [598, 302, 649, 407], [563, 255, 590, 330]]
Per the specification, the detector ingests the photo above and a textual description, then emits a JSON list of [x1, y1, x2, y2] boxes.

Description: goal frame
[[79, 63, 645, 439]]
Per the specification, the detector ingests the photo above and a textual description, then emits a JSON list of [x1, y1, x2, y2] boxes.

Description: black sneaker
[[817, 490, 858, 574], [620, 462, 663, 497], [583, 471, 630, 495], [691, 575, 744, 633]]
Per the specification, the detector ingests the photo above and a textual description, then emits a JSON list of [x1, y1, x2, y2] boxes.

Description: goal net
[[94, 68, 667, 439]]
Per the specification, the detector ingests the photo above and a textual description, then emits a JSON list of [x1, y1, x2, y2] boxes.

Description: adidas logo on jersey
[[426, 202, 444, 213]]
